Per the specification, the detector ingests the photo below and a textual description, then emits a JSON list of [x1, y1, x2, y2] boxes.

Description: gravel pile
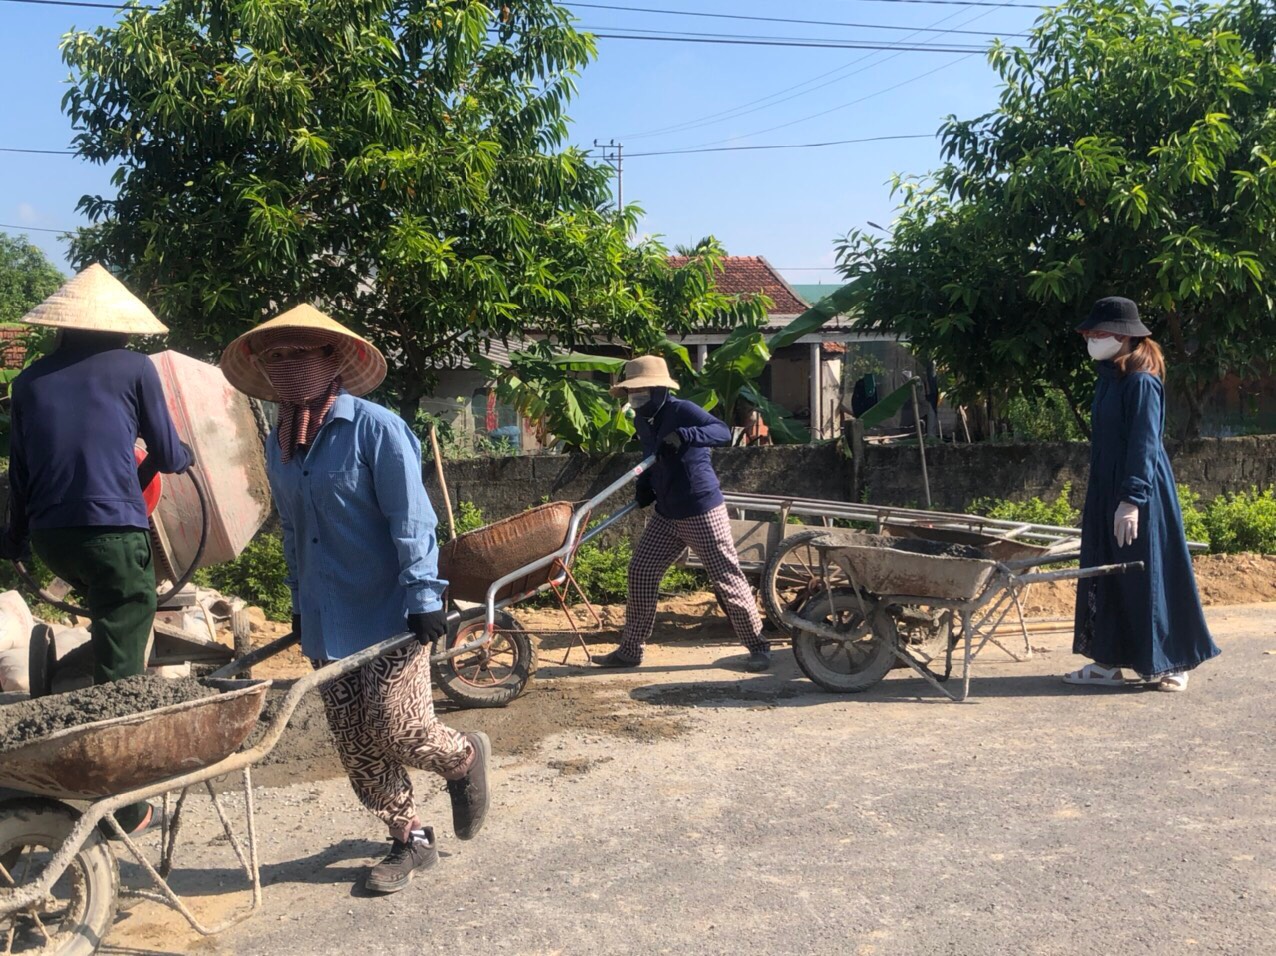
[[0, 675, 215, 752]]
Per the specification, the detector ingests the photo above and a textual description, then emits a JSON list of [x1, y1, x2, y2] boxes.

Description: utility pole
[[593, 138, 623, 211]]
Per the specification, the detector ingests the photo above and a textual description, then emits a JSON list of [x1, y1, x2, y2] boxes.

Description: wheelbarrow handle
[[1010, 560, 1144, 586]]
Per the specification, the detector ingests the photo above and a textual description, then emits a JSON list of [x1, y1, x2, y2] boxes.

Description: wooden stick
[[429, 424, 456, 539]]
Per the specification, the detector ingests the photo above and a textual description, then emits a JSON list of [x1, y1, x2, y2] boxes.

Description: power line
[[0, 0, 156, 9], [586, 30, 983, 53], [570, 2, 1024, 38], [618, 4, 1001, 140], [626, 133, 933, 157], [685, 45, 983, 149], [0, 222, 70, 234], [0, 147, 73, 155]]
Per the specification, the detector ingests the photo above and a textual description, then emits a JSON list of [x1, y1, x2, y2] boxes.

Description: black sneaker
[[743, 645, 773, 673], [365, 827, 438, 894], [593, 650, 641, 668], [447, 731, 491, 841]]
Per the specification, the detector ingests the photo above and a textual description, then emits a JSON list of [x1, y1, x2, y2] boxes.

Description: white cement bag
[[0, 589, 35, 693]]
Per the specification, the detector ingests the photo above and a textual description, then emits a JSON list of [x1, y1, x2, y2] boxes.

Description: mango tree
[[837, 0, 1276, 436]]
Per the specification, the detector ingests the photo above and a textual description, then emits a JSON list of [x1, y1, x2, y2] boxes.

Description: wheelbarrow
[[212, 456, 657, 709], [778, 530, 1143, 702], [0, 622, 487, 954]]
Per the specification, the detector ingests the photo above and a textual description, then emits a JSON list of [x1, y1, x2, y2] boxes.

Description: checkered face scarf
[[257, 329, 344, 463]]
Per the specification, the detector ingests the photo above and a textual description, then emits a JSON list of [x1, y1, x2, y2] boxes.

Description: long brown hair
[[1114, 336, 1166, 380]]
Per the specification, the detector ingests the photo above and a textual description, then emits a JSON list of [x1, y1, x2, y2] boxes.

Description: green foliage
[[194, 533, 293, 621], [1176, 483, 1210, 545], [837, 0, 1276, 436], [973, 483, 1080, 527], [1202, 486, 1276, 554], [1004, 391, 1086, 442], [565, 536, 704, 605], [492, 275, 851, 449], [0, 235, 63, 326], [438, 500, 487, 544], [61, 0, 664, 415]]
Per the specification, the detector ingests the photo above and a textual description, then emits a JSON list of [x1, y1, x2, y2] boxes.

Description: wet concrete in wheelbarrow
[[0, 675, 214, 751]]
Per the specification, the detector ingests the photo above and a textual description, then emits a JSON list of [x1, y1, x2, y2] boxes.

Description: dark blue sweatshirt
[[7, 339, 191, 536], [634, 395, 731, 519]]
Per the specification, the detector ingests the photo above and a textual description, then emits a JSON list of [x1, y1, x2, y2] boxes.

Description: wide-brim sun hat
[[608, 355, 681, 398], [21, 262, 169, 336], [1076, 296, 1152, 337], [219, 304, 387, 401]]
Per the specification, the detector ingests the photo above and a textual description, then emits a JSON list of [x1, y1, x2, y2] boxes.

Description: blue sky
[[0, 0, 1044, 286]]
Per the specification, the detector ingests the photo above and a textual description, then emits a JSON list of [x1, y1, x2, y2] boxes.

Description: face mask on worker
[[630, 387, 667, 417], [259, 344, 343, 403], [1086, 336, 1124, 362]]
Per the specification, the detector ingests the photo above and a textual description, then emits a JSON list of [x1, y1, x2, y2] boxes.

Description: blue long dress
[[1073, 363, 1220, 678]]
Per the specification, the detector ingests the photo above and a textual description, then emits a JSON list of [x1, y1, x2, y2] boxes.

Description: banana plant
[[472, 280, 859, 449]]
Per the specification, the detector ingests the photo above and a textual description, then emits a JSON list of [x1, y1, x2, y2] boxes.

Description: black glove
[[636, 483, 655, 509], [408, 609, 449, 646], [0, 527, 29, 564], [662, 429, 683, 450], [291, 613, 302, 642]]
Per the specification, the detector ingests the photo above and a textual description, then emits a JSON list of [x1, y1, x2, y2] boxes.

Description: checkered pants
[[618, 504, 766, 660], [316, 642, 473, 840]]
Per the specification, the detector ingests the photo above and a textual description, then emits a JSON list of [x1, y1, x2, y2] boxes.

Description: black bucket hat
[[1076, 296, 1152, 337]]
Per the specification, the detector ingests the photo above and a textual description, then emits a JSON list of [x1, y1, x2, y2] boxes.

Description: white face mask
[[1086, 337, 1123, 361], [628, 389, 652, 409]]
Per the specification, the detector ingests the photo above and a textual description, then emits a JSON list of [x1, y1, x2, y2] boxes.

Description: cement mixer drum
[[148, 350, 272, 575]]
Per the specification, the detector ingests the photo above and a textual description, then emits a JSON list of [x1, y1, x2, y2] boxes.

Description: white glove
[[1114, 501, 1139, 548]]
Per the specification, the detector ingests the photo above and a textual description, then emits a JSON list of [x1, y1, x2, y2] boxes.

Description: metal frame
[[780, 548, 1143, 702]]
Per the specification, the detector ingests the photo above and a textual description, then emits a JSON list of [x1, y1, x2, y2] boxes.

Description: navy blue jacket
[[634, 395, 731, 519], [7, 340, 191, 537]]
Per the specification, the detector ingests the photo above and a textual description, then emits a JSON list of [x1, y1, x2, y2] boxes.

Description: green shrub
[[1004, 391, 1086, 442], [438, 500, 485, 543], [1176, 484, 1210, 546], [194, 533, 293, 621], [972, 482, 1079, 527], [1202, 487, 1276, 554]]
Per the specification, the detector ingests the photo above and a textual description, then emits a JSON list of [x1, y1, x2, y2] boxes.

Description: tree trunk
[[398, 380, 424, 425]]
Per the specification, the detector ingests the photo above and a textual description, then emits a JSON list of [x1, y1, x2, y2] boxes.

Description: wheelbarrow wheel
[[761, 530, 851, 636], [432, 610, 535, 709], [0, 799, 119, 956], [792, 588, 897, 693]]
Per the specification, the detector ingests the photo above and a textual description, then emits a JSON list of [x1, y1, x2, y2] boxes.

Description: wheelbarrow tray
[[0, 679, 270, 801], [879, 523, 1049, 563], [439, 500, 576, 603], [811, 530, 999, 603]]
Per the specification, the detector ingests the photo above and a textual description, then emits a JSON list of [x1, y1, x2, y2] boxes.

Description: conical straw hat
[[220, 304, 387, 401], [21, 263, 168, 335]]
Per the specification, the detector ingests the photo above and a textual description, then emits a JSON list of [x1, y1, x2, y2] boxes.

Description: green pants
[[31, 527, 158, 685]]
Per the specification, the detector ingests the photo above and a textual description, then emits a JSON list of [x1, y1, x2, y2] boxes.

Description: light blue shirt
[[267, 393, 447, 661]]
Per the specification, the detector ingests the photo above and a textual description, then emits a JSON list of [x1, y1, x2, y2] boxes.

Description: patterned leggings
[[317, 642, 473, 840], [618, 504, 766, 660]]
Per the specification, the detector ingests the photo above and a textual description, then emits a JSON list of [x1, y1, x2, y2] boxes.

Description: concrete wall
[[427, 435, 1276, 523]]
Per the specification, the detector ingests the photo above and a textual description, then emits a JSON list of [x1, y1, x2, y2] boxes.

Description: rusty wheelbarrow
[[0, 626, 447, 954], [778, 530, 1143, 702]]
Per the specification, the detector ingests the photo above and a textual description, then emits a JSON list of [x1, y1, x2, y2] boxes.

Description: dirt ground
[[1018, 552, 1276, 618], [95, 599, 1276, 956], [222, 552, 1276, 790]]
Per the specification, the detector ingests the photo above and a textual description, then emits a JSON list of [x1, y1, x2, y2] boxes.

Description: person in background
[[1065, 296, 1220, 692], [1, 263, 192, 836], [594, 356, 771, 672], [220, 305, 490, 895]]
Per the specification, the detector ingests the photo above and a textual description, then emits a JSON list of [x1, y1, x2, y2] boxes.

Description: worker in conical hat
[[594, 355, 772, 672], [221, 305, 491, 895], [1, 263, 192, 836]]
